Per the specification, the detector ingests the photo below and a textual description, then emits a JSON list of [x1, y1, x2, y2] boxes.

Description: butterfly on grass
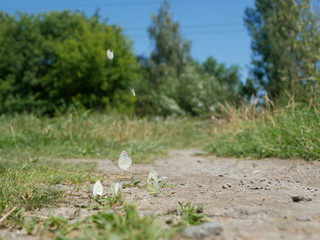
[[93, 180, 103, 197]]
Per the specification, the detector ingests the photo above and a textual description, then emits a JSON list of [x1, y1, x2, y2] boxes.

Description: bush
[[0, 11, 140, 115]]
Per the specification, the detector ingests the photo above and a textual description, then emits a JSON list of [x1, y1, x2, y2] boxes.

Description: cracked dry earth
[[2, 149, 320, 240]]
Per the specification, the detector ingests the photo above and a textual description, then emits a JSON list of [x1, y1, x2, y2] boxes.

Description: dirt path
[[2, 149, 320, 239]]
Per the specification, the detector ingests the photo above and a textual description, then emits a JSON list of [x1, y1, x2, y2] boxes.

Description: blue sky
[[0, 0, 255, 80]]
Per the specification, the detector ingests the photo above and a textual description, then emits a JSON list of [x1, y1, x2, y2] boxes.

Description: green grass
[[206, 107, 320, 160], [25, 205, 177, 240], [2, 107, 320, 239], [0, 112, 213, 213], [0, 158, 95, 212], [0, 112, 212, 163]]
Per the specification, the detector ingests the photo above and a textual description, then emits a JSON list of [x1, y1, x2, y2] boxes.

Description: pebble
[[296, 215, 312, 222], [291, 196, 312, 202], [182, 221, 223, 239], [222, 183, 232, 189]]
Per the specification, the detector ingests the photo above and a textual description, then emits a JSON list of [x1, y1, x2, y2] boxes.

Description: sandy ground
[[1, 149, 320, 240]]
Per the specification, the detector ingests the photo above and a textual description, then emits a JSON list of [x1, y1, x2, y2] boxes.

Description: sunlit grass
[[0, 112, 213, 213], [0, 158, 95, 212], [205, 105, 320, 160], [0, 112, 213, 163]]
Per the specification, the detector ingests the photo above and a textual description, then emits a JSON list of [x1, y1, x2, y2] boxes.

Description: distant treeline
[[0, 0, 319, 116]]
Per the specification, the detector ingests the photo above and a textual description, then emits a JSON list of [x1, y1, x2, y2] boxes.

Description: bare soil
[[2, 149, 320, 240]]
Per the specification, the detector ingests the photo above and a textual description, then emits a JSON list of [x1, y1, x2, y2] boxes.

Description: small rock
[[240, 180, 246, 185], [249, 186, 263, 190], [226, 183, 232, 188], [291, 196, 312, 202], [296, 215, 312, 222], [222, 184, 227, 189], [218, 174, 224, 177], [182, 221, 223, 239]]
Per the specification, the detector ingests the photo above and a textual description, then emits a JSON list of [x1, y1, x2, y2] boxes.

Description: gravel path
[[1, 149, 320, 240]]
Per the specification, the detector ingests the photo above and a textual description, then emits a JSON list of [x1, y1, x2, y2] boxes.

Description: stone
[[296, 215, 312, 222], [182, 221, 223, 239], [291, 196, 312, 202]]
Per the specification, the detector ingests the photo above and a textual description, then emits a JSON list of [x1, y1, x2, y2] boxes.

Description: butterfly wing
[[111, 182, 122, 195], [147, 171, 159, 184], [130, 88, 136, 96], [118, 151, 132, 170], [93, 180, 103, 197], [146, 179, 161, 195], [106, 49, 114, 60]]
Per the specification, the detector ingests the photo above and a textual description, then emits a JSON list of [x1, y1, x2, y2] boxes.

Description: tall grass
[[0, 112, 212, 163], [206, 103, 320, 160]]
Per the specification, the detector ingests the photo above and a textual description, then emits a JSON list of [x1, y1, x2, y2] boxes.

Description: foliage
[[175, 202, 207, 226], [0, 11, 140, 115], [137, 2, 242, 116], [244, 0, 320, 100], [206, 104, 320, 161], [0, 157, 93, 212], [0, 112, 213, 165], [17, 204, 178, 239]]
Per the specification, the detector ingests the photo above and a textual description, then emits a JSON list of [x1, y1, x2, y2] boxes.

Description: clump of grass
[[175, 202, 207, 227], [23, 205, 176, 240], [206, 104, 320, 160], [0, 158, 94, 213]]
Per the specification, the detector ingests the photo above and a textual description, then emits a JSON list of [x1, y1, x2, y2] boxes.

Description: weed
[[175, 202, 207, 226]]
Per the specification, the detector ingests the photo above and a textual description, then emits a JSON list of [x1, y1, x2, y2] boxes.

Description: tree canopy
[[244, 0, 320, 100], [0, 11, 140, 115]]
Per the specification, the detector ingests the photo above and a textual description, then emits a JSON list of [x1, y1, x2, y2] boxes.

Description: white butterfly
[[111, 182, 122, 196], [130, 88, 136, 96], [118, 151, 132, 170], [147, 171, 159, 185], [93, 180, 103, 197], [146, 179, 161, 195], [106, 49, 114, 60]]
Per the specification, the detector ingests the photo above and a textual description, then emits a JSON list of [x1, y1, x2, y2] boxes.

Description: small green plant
[[21, 204, 174, 240], [175, 202, 207, 226]]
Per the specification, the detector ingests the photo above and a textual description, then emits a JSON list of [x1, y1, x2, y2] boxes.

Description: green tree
[[0, 11, 140, 115], [137, 0, 192, 116], [148, 0, 191, 78], [137, 1, 242, 116], [202, 57, 241, 105], [245, 0, 320, 100]]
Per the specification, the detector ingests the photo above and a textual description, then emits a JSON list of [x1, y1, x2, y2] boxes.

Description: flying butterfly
[[130, 88, 136, 97], [118, 151, 132, 170], [106, 49, 114, 60]]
